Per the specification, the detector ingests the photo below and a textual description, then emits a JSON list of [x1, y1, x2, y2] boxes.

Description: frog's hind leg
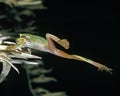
[[45, 33, 112, 74], [45, 33, 85, 61], [46, 33, 69, 50]]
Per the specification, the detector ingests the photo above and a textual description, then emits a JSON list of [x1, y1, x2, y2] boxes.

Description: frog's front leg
[[45, 33, 112, 74]]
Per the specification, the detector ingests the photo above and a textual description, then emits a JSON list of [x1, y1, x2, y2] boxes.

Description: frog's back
[[22, 34, 48, 45]]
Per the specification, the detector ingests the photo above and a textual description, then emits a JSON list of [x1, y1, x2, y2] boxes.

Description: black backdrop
[[0, 1, 119, 96]]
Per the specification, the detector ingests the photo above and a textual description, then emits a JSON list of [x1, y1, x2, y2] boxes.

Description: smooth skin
[[16, 33, 112, 74]]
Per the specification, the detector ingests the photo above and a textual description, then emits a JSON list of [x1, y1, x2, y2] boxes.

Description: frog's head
[[16, 37, 27, 45]]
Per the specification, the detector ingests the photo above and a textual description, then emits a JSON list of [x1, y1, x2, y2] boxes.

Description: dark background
[[0, 1, 119, 96]]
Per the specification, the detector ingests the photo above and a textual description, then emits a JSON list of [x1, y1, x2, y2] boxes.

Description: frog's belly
[[24, 42, 50, 53], [34, 44, 50, 52]]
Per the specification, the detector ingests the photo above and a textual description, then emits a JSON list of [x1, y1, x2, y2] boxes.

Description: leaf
[[0, 15, 6, 19], [9, 52, 42, 59], [0, 53, 19, 74], [27, 21, 35, 26], [30, 68, 52, 75], [0, 62, 11, 83], [31, 75, 57, 83], [42, 92, 67, 96], [19, 10, 35, 17], [0, 28, 12, 33], [14, 15, 23, 22], [33, 87, 49, 94]]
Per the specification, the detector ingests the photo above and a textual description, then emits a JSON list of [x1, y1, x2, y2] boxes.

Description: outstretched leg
[[46, 33, 112, 74]]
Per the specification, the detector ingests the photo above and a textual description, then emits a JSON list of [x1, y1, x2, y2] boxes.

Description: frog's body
[[15, 33, 112, 74], [21, 34, 48, 45], [18, 34, 50, 52]]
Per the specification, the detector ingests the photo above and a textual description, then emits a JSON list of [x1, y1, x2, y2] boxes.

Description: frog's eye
[[16, 38, 26, 44], [19, 34, 22, 37], [19, 34, 30, 40], [19, 34, 26, 38]]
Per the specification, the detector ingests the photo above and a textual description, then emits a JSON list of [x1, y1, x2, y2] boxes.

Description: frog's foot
[[58, 39, 69, 49], [71, 55, 113, 75], [97, 65, 112, 75]]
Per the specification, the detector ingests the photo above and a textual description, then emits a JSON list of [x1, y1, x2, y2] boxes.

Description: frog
[[15, 33, 112, 74]]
